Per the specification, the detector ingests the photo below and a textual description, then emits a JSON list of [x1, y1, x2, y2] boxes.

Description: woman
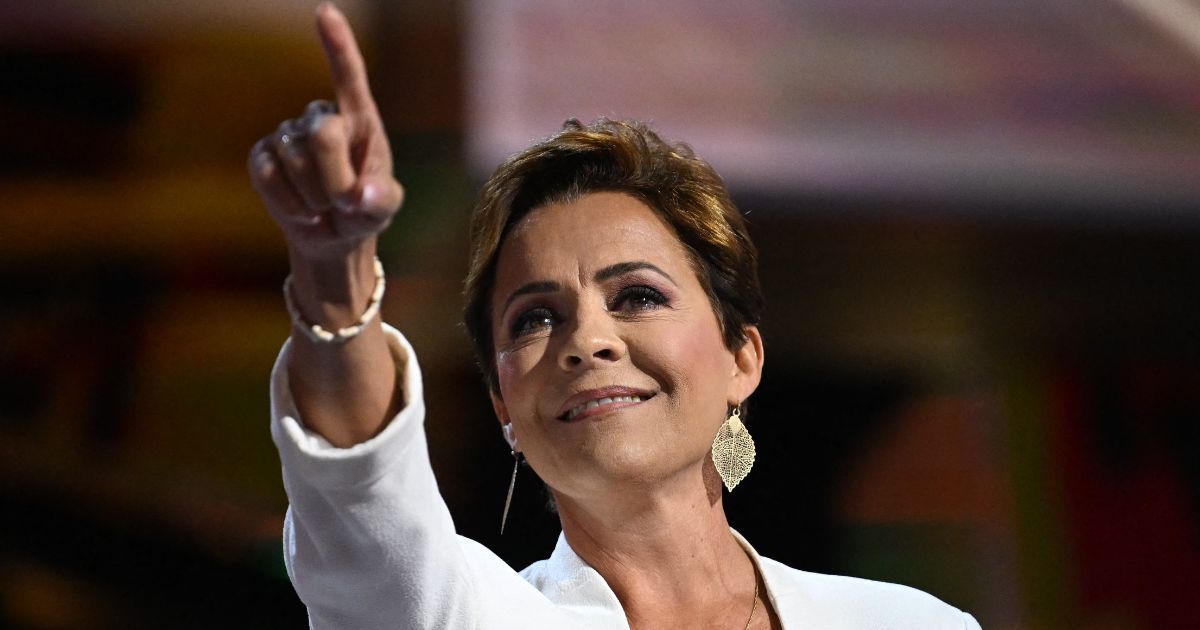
[[248, 4, 982, 629]]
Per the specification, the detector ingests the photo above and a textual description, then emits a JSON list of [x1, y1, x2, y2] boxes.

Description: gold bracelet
[[282, 257, 385, 343]]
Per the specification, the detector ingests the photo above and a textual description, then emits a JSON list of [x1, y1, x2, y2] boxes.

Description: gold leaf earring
[[711, 405, 755, 491]]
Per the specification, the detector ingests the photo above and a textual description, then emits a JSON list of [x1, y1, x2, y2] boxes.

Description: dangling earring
[[711, 404, 756, 491], [500, 450, 523, 535]]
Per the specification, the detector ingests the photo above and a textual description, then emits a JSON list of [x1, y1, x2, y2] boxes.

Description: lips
[[556, 386, 655, 421]]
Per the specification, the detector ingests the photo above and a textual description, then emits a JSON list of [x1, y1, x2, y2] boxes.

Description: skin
[[489, 192, 774, 629], [249, 4, 777, 628], [247, 3, 403, 446]]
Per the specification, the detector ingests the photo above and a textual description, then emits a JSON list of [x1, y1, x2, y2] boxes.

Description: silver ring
[[278, 119, 308, 149]]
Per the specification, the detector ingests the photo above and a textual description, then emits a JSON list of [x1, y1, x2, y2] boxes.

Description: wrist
[[286, 243, 381, 331]]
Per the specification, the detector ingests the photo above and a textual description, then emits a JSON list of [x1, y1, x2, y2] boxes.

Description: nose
[[557, 302, 626, 370]]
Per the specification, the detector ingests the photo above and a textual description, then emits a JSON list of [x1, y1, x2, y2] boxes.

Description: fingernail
[[316, 100, 337, 115], [360, 182, 379, 208], [255, 154, 278, 179], [303, 100, 336, 134], [304, 114, 325, 135]]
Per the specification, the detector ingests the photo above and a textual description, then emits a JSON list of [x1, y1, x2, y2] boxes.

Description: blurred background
[[2, 0, 1198, 627]]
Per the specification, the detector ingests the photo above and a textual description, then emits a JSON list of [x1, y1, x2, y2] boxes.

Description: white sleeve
[[270, 324, 558, 629]]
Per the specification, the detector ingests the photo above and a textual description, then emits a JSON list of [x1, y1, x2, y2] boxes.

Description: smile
[[556, 388, 655, 421], [564, 395, 642, 421]]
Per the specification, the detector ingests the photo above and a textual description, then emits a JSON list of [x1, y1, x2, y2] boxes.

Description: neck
[[553, 462, 757, 627]]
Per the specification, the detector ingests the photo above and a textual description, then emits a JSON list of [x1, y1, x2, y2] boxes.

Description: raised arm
[[248, 6, 482, 626], [248, 2, 404, 447]]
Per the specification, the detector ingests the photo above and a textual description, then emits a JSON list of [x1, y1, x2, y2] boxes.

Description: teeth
[[566, 395, 642, 420]]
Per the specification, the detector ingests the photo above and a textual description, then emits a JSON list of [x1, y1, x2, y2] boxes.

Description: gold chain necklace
[[743, 574, 759, 630]]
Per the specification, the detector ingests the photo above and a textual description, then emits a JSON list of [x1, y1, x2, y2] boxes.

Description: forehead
[[495, 191, 692, 283]]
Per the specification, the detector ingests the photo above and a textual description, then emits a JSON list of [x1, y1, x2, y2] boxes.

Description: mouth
[[556, 387, 655, 422]]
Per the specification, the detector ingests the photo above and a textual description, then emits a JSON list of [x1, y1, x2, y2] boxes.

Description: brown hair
[[463, 119, 763, 393]]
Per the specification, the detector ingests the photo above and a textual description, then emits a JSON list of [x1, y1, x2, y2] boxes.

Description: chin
[[571, 438, 694, 491]]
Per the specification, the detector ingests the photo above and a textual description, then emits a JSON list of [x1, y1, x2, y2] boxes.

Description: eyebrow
[[501, 280, 560, 314], [501, 260, 677, 314], [594, 261, 677, 286]]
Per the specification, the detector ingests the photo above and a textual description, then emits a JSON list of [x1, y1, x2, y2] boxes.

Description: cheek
[[494, 352, 526, 410], [665, 322, 730, 385], [495, 344, 549, 415], [637, 317, 733, 418], [495, 352, 518, 390]]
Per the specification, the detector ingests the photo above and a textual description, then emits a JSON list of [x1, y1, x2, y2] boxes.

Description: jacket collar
[[537, 528, 804, 629]]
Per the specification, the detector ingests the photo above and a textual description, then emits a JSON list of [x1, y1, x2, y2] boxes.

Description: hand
[[248, 2, 404, 263]]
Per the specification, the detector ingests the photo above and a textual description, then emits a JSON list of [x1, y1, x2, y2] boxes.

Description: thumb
[[339, 174, 404, 222]]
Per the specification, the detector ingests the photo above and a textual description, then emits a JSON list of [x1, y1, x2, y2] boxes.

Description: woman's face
[[489, 191, 762, 501]]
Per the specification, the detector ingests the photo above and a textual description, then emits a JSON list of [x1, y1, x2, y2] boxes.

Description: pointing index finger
[[316, 2, 375, 114]]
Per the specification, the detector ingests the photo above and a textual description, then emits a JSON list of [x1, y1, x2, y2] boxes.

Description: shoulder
[[758, 556, 981, 630]]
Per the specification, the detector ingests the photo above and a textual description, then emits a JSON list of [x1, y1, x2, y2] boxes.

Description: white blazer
[[271, 325, 982, 629]]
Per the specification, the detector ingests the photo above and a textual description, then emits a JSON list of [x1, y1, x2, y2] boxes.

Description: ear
[[727, 326, 765, 404], [491, 391, 519, 451]]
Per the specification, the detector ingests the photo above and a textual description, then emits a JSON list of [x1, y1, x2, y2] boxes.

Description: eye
[[510, 306, 558, 338], [612, 285, 668, 312]]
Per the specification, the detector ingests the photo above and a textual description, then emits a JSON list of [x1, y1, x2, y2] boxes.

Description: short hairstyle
[[462, 118, 764, 393]]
